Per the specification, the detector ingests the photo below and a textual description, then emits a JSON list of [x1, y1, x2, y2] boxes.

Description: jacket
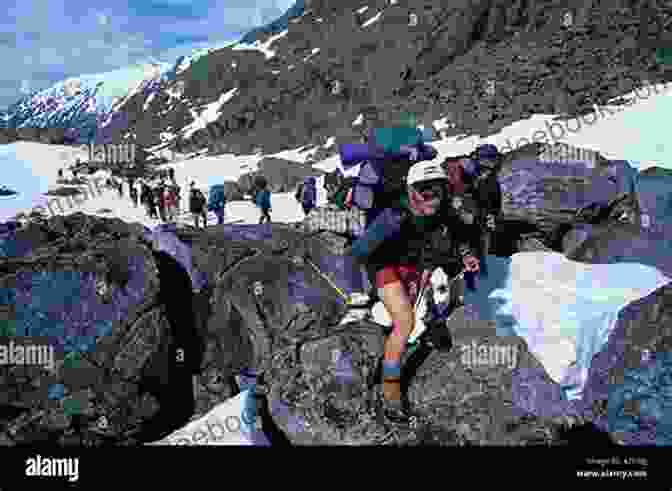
[[189, 190, 205, 213], [351, 190, 481, 273], [255, 189, 271, 211]]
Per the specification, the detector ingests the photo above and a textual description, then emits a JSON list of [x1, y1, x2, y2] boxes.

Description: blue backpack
[[208, 184, 226, 211], [301, 177, 317, 208]]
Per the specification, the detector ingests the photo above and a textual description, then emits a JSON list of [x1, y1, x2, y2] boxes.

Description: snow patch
[[352, 114, 363, 126], [361, 11, 381, 27], [232, 29, 289, 60], [183, 88, 238, 139], [143, 92, 156, 111]]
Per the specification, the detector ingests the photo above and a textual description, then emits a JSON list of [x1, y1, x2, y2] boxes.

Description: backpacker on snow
[[297, 177, 317, 212], [189, 187, 206, 213], [207, 184, 227, 211]]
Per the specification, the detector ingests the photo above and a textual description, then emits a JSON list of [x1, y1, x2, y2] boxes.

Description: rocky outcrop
[[565, 223, 672, 445], [498, 150, 641, 239], [4, 214, 669, 446], [0, 214, 208, 445], [154, 224, 613, 445]]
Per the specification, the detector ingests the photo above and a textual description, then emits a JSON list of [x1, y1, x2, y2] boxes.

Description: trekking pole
[[303, 255, 351, 305]]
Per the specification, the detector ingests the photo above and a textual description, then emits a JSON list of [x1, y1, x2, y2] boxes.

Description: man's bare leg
[[379, 281, 414, 403]]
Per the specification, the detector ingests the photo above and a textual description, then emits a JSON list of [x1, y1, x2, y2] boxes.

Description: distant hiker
[[254, 176, 271, 224], [117, 180, 123, 198], [141, 183, 157, 218], [208, 184, 227, 225], [129, 182, 139, 207], [296, 176, 317, 216], [57, 169, 63, 180], [164, 185, 179, 222], [154, 182, 167, 222], [168, 167, 176, 184], [189, 182, 208, 229]]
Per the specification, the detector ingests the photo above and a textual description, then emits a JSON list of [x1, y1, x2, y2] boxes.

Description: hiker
[[208, 184, 227, 225], [296, 176, 317, 216], [57, 169, 63, 180], [168, 167, 176, 184], [347, 160, 482, 421], [442, 143, 503, 276], [154, 181, 167, 222], [164, 185, 179, 222], [129, 182, 139, 207], [254, 176, 272, 224], [141, 183, 157, 219], [189, 182, 208, 229]]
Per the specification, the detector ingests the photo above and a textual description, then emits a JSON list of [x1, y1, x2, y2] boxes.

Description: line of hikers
[[296, 126, 504, 423], [105, 168, 184, 224], [104, 164, 273, 228]]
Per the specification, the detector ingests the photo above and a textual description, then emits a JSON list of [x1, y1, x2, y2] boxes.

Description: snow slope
[[0, 142, 89, 221], [487, 253, 670, 398], [146, 390, 269, 445], [1, 63, 171, 137]]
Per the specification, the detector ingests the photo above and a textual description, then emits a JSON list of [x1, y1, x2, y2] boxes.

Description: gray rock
[[0, 214, 196, 445]]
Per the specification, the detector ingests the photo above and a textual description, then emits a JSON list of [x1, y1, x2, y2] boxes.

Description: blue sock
[[382, 360, 401, 379]]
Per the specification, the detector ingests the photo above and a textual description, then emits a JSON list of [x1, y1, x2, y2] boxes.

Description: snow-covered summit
[[0, 63, 171, 141]]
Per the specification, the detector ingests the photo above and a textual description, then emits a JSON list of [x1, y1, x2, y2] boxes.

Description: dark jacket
[[189, 189, 206, 213], [352, 190, 481, 274]]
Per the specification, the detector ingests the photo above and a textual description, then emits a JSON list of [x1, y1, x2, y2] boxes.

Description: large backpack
[[208, 184, 227, 211], [300, 177, 317, 208], [339, 132, 438, 224]]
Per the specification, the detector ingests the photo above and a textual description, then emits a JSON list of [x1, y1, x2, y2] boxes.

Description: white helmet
[[406, 161, 448, 186]]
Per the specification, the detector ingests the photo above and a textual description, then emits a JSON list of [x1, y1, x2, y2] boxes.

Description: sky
[[0, 0, 296, 109]]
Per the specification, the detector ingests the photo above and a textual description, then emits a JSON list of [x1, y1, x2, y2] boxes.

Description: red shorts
[[375, 265, 421, 304]]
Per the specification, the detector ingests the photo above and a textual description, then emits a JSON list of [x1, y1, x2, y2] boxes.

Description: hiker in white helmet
[[348, 159, 481, 422]]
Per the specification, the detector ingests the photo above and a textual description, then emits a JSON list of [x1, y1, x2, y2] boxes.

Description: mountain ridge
[[1, 1, 672, 160]]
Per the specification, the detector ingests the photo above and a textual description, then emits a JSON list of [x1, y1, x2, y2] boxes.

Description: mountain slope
[[105, 0, 672, 159], [0, 1, 306, 147], [1, 1, 671, 160], [0, 63, 172, 143]]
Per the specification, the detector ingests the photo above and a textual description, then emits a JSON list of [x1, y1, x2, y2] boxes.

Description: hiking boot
[[348, 292, 372, 308], [339, 307, 371, 325]]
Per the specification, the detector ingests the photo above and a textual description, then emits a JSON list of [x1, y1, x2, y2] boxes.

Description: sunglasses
[[411, 181, 445, 198]]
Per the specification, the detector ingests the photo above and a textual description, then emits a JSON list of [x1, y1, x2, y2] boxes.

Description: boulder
[[566, 223, 672, 445], [0, 214, 203, 445], [498, 154, 640, 238], [169, 225, 592, 445]]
